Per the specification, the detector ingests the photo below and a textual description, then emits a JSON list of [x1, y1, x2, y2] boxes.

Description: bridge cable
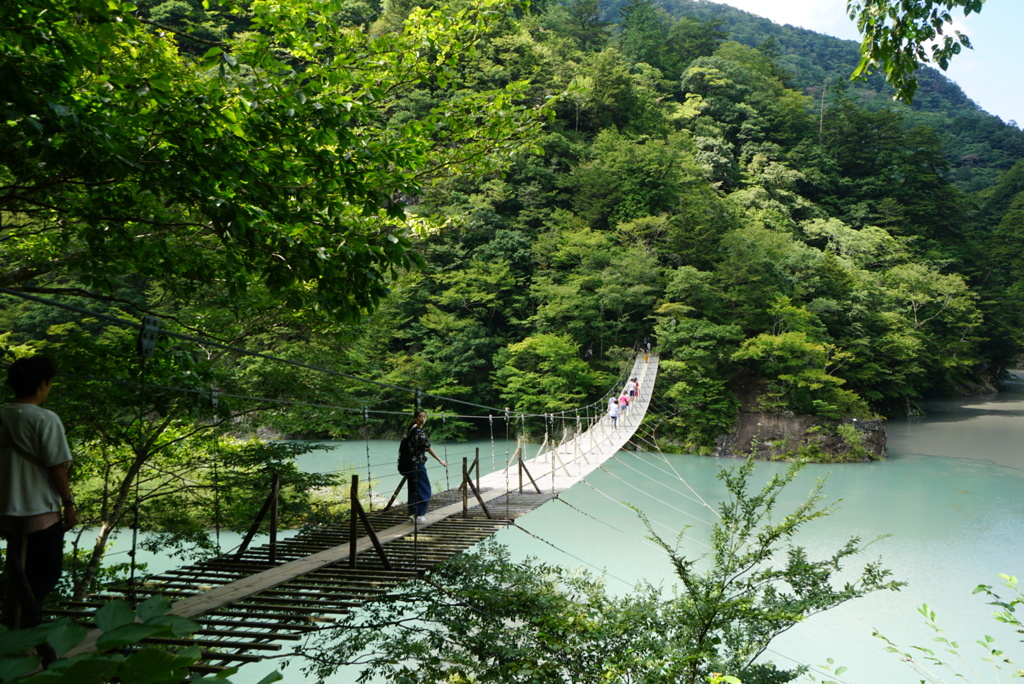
[[487, 414, 495, 474], [508, 522, 635, 589], [617, 440, 721, 518], [502, 409, 510, 520], [2, 287, 643, 424], [552, 495, 667, 555], [363, 407, 373, 511], [0, 287, 538, 418], [605, 451, 722, 519], [553, 457, 859, 684], [441, 412, 450, 492], [127, 337, 149, 608], [417, 518, 849, 684], [578, 447, 867, 684], [208, 390, 223, 554]]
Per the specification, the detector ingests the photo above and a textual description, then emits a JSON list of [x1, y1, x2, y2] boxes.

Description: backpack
[[397, 431, 415, 474]]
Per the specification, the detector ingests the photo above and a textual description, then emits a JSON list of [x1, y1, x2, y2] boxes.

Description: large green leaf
[[95, 624, 164, 652], [94, 600, 136, 633], [117, 648, 197, 683]]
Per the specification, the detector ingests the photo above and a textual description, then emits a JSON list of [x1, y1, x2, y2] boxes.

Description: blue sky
[[714, 0, 1023, 127]]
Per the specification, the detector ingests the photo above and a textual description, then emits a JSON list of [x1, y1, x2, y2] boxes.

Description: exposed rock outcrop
[[715, 412, 886, 462]]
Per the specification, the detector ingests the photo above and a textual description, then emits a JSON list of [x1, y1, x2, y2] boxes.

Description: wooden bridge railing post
[[462, 457, 468, 517], [349, 474, 391, 570], [518, 452, 541, 494], [384, 475, 407, 511], [269, 472, 279, 563], [517, 439, 522, 493], [458, 449, 480, 492], [461, 452, 492, 520], [236, 471, 280, 561], [349, 475, 358, 565]]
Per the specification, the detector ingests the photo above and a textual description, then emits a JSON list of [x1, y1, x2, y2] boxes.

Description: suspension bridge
[[50, 352, 660, 672]]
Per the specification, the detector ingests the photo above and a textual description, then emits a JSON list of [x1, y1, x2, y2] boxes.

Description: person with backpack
[[0, 356, 77, 629], [398, 409, 447, 524]]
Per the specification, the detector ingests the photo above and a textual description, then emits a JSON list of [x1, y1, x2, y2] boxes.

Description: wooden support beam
[[235, 473, 280, 560]]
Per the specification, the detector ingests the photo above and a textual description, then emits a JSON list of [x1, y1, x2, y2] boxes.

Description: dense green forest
[[5, 0, 1024, 524], [4, 0, 1024, 679]]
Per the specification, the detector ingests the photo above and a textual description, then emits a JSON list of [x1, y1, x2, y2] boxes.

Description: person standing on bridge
[[607, 397, 619, 428], [402, 409, 447, 525], [0, 356, 77, 630]]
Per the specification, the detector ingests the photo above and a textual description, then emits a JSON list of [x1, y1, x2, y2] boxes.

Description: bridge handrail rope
[[0, 287, 637, 423], [4, 286, 647, 419], [0, 288, 572, 420]]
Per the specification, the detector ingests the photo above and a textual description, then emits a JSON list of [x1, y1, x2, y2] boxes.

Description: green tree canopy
[[1, 0, 547, 319]]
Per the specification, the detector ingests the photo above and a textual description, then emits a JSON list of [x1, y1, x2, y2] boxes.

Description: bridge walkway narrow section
[[54, 354, 659, 672]]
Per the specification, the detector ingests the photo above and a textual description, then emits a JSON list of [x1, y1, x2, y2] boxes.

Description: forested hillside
[[4, 0, 1024, 463], [655, 0, 1024, 193], [332, 0, 1024, 450]]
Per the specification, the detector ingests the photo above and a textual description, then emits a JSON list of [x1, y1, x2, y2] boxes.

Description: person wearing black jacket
[[401, 409, 447, 524]]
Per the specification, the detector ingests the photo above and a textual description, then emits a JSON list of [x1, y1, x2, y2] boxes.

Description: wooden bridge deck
[[54, 354, 659, 670]]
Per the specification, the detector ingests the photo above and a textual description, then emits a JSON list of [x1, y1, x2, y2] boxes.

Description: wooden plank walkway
[[57, 355, 659, 668]]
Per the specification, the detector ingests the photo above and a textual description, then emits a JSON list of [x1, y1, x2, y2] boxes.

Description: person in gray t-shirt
[[1, 356, 76, 628]]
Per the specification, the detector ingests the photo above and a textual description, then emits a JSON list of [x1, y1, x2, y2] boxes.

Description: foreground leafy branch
[[847, 0, 984, 101], [638, 460, 904, 683], [854, 575, 1024, 684]]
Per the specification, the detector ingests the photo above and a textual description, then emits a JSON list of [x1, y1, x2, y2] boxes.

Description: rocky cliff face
[[714, 412, 886, 462]]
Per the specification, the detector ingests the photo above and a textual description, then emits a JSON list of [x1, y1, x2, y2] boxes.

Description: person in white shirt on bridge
[[0, 356, 77, 629]]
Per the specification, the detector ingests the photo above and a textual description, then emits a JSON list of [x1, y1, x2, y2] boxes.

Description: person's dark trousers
[[3, 521, 64, 629], [405, 462, 431, 518]]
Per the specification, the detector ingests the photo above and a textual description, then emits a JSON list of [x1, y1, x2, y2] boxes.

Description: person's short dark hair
[[413, 408, 426, 420], [6, 356, 57, 399]]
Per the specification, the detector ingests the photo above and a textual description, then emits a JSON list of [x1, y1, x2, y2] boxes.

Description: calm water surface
[[484, 384, 1024, 683]]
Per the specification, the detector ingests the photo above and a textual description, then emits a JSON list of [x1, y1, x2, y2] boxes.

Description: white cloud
[[714, 0, 859, 41]]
